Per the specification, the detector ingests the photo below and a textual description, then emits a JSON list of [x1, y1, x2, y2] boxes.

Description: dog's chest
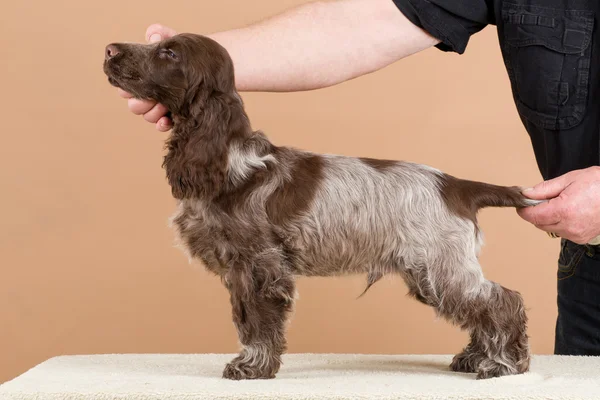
[[169, 200, 231, 275]]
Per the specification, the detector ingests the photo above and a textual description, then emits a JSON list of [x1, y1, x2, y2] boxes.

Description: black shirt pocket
[[501, 3, 594, 130]]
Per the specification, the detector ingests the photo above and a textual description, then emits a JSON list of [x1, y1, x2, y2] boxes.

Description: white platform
[[2, 353, 600, 399]]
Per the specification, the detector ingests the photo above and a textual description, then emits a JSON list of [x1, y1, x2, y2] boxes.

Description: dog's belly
[[281, 222, 404, 277]]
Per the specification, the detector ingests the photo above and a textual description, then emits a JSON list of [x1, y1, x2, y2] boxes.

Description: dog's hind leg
[[449, 331, 486, 373], [468, 283, 530, 379], [221, 252, 296, 380], [433, 270, 530, 379], [404, 257, 529, 379]]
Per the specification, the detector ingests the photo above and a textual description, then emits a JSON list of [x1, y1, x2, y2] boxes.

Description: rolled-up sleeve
[[392, 0, 493, 54]]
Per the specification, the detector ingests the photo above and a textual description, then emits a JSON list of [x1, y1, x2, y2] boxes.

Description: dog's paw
[[475, 360, 518, 380], [449, 351, 484, 373], [450, 355, 476, 373], [222, 359, 276, 380]]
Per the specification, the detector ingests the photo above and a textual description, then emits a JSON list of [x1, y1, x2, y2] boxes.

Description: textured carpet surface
[[1, 353, 600, 400]]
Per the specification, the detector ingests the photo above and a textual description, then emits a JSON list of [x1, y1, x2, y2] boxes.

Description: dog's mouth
[[103, 60, 141, 89]]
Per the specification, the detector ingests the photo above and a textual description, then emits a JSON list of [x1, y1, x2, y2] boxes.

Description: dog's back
[[271, 153, 538, 281]]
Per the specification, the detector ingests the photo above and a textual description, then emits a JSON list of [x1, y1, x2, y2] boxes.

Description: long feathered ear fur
[[162, 90, 245, 200]]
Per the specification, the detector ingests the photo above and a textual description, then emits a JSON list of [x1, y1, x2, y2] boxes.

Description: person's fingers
[[533, 221, 562, 233], [143, 103, 169, 124], [533, 220, 595, 245], [156, 117, 173, 132], [117, 88, 133, 99], [522, 173, 573, 200], [128, 98, 156, 115], [145, 24, 177, 43], [517, 198, 564, 226], [535, 224, 575, 242]]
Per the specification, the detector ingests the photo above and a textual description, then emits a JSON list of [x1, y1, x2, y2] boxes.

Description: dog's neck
[[170, 90, 251, 137], [162, 91, 254, 200]]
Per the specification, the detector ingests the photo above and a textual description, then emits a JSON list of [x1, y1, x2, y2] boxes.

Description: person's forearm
[[122, 0, 439, 130], [208, 0, 439, 92]]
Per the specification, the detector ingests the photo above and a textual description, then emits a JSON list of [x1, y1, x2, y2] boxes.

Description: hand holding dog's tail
[[441, 175, 544, 218], [517, 167, 600, 244]]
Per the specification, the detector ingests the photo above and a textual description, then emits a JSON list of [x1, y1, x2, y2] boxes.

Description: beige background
[[1, 0, 558, 384]]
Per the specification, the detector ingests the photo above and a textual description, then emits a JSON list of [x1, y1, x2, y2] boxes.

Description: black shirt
[[392, 0, 600, 180]]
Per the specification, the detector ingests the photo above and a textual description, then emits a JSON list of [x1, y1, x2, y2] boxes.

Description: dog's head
[[103, 33, 235, 116]]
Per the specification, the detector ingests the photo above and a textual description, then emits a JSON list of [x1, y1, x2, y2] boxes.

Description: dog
[[103, 33, 539, 380]]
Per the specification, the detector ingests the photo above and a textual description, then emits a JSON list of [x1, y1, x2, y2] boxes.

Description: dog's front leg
[[222, 259, 296, 380]]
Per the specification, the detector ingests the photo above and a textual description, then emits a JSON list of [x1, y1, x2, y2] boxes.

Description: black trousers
[[555, 239, 600, 355]]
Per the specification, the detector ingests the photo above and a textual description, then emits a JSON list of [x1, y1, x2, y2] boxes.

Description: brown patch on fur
[[360, 157, 398, 171], [266, 152, 324, 226]]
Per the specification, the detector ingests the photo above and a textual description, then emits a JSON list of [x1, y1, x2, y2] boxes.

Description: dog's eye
[[160, 48, 178, 60]]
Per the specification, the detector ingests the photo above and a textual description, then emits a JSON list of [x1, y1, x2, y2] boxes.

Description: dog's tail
[[466, 180, 543, 210], [439, 174, 543, 217]]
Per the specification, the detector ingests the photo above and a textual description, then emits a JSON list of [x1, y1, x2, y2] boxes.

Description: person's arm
[[210, 0, 438, 91], [121, 0, 439, 131]]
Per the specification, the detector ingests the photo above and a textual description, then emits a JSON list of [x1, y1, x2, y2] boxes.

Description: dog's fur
[[104, 33, 538, 380]]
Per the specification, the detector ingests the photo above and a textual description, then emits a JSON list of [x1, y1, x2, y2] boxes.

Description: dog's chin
[[104, 62, 140, 88], [105, 75, 132, 93], [104, 63, 125, 89], [105, 74, 144, 98], [107, 76, 120, 88]]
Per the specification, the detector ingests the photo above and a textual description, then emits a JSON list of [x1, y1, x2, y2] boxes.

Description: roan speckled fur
[[104, 33, 539, 380]]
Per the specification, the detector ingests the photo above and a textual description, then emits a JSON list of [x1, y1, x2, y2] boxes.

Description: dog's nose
[[105, 44, 120, 60]]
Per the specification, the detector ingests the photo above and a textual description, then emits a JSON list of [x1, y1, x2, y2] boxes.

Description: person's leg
[[555, 239, 600, 355]]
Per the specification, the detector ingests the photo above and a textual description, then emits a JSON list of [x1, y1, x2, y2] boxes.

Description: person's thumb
[[145, 24, 177, 43], [522, 174, 572, 200]]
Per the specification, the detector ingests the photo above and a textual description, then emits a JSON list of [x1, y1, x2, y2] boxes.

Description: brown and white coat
[[104, 33, 537, 380]]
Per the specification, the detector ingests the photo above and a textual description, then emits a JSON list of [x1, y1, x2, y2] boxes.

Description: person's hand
[[118, 24, 177, 132], [518, 166, 600, 244]]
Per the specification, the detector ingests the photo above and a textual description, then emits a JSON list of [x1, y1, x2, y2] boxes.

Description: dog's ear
[[213, 54, 235, 94], [162, 93, 233, 199], [175, 34, 236, 115], [196, 34, 235, 94]]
